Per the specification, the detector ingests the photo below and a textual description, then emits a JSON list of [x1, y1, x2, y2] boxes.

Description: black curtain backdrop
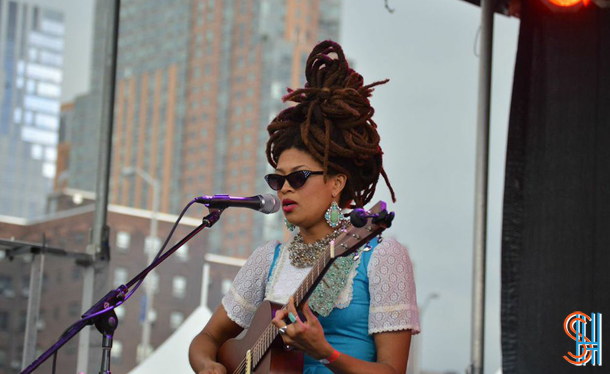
[[501, 0, 610, 373]]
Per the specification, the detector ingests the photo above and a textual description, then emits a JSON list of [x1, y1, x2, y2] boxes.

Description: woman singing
[[189, 40, 420, 374]]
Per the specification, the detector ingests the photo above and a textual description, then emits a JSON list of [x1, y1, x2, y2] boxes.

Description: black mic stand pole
[[21, 209, 223, 374]]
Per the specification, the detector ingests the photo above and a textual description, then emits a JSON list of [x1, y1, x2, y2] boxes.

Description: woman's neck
[[299, 220, 334, 244]]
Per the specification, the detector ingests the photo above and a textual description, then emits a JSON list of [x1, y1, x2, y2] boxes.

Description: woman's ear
[[331, 174, 347, 198]]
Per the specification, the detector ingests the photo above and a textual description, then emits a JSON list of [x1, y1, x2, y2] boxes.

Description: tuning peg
[[372, 209, 395, 228], [349, 208, 368, 227]]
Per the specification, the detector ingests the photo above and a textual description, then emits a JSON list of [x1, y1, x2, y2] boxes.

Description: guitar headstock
[[331, 201, 395, 259]]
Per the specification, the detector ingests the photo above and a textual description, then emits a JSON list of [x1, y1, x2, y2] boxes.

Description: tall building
[[104, 0, 343, 257], [0, 1, 65, 219], [109, 0, 191, 215]]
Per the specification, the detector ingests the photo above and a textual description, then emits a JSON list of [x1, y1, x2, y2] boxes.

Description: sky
[[51, 0, 520, 372]]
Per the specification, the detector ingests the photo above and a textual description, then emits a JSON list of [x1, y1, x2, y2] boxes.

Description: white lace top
[[221, 237, 421, 335]]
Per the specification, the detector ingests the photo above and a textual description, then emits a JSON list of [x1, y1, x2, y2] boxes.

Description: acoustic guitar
[[218, 201, 394, 374]]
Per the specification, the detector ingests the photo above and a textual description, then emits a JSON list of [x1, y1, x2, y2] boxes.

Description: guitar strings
[[231, 247, 332, 374]]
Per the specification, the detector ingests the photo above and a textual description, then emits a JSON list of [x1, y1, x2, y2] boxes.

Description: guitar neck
[[239, 248, 334, 372]]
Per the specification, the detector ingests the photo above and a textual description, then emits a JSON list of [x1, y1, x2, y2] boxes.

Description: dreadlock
[[265, 40, 396, 208]]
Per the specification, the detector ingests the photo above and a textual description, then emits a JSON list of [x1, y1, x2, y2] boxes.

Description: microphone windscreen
[[260, 194, 281, 214]]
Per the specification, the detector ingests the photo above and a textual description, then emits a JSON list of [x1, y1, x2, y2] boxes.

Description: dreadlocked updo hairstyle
[[265, 40, 396, 208]]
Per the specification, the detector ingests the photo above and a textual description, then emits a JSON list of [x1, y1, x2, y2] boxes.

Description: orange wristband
[[319, 348, 341, 365]]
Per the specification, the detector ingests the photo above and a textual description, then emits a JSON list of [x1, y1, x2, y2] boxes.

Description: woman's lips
[[282, 200, 297, 213]]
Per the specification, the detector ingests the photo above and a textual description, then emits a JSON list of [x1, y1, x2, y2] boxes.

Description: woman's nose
[[280, 180, 294, 195]]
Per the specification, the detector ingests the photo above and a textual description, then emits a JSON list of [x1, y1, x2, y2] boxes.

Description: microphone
[[194, 194, 281, 214]]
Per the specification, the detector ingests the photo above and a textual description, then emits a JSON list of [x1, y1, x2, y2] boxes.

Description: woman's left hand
[[271, 297, 333, 360]]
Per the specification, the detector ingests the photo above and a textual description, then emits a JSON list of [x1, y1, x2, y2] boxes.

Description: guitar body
[[218, 300, 304, 374]]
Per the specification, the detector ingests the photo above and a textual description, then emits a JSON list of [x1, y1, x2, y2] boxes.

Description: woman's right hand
[[198, 361, 227, 374]]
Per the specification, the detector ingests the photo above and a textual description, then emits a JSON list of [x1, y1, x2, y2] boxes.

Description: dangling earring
[[284, 217, 296, 232], [325, 200, 345, 228]]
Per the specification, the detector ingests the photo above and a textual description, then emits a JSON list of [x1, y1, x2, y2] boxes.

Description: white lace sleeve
[[221, 240, 279, 328], [368, 238, 421, 335]]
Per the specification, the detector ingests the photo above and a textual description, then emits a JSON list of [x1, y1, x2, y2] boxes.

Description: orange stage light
[[542, 0, 591, 11], [546, 0, 582, 6]]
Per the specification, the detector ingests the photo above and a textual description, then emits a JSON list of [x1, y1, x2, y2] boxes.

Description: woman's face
[[274, 148, 346, 230]]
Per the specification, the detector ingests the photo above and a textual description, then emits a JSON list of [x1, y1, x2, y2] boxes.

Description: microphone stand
[[21, 209, 224, 374]]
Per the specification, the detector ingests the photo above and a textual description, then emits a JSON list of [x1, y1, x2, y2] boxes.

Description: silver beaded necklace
[[288, 224, 348, 268]]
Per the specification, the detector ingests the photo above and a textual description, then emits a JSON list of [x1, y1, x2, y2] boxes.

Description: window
[[19, 313, 27, 331], [176, 244, 189, 261], [26, 80, 36, 93], [0, 276, 13, 298], [13, 108, 22, 123], [72, 267, 81, 280], [221, 279, 232, 295], [149, 272, 159, 294], [145, 236, 161, 255], [109, 305, 124, 323], [114, 267, 128, 288], [36, 309, 45, 330], [21, 277, 30, 297], [170, 311, 184, 330], [0, 311, 9, 331], [116, 231, 131, 252], [112, 340, 123, 362], [172, 276, 187, 298], [145, 308, 157, 324]]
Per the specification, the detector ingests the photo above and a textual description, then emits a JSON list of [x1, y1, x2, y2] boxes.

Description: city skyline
[[59, 0, 344, 260]]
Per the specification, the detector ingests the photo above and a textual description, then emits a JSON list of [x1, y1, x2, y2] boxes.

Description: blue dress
[[222, 237, 420, 374]]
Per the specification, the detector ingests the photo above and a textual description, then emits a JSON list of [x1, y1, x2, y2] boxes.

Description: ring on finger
[[279, 326, 287, 335]]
